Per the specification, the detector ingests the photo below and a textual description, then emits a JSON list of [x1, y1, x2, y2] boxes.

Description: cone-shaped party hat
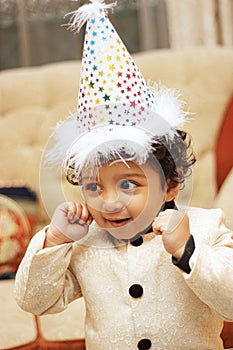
[[46, 0, 189, 183]]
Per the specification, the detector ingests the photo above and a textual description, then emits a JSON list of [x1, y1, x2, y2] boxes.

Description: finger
[[67, 202, 82, 223], [155, 210, 183, 233], [79, 204, 92, 225], [86, 214, 93, 226], [152, 222, 166, 235]]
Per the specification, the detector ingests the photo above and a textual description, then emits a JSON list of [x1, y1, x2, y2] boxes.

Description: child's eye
[[119, 180, 137, 191], [84, 183, 101, 192]]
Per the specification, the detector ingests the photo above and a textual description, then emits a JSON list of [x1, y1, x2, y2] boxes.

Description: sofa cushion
[[189, 150, 217, 208], [0, 280, 37, 348], [0, 279, 86, 350]]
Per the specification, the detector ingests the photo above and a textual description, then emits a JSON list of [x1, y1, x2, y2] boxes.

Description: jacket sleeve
[[14, 228, 82, 316], [184, 209, 233, 321]]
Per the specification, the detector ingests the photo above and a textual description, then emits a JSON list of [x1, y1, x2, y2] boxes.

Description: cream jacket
[[15, 207, 233, 350]]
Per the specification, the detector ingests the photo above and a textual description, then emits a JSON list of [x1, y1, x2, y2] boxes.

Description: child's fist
[[44, 202, 93, 247], [152, 209, 190, 259]]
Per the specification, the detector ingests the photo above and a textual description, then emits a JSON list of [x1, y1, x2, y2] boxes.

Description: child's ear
[[165, 182, 180, 202]]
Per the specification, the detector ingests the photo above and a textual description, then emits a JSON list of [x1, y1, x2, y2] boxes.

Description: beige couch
[[0, 47, 233, 349]]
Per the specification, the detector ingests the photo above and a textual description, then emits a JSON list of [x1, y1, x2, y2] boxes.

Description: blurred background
[[1, 0, 232, 70]]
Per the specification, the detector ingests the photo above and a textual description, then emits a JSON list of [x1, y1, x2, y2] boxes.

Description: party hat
[[47, 0, 189, 183]]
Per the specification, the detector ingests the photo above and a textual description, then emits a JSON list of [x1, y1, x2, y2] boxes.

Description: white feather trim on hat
[[65, 124, 153, 177], [45, 99, 182, 174], [45, 116, 80, 167], [150, 82, 190, 130]]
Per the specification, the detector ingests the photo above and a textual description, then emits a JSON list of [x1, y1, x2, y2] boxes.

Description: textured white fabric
[[15, 207, 233, 350]]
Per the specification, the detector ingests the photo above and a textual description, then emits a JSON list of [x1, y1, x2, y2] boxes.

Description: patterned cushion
[[0, 187, 37, 277]]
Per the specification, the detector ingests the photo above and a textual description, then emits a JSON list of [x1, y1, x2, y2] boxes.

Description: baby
[[15, 1, 233, 349], [15, 130, 233, 349]]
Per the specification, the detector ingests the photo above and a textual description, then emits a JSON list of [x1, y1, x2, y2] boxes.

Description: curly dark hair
[[149, 130, 196, 190]]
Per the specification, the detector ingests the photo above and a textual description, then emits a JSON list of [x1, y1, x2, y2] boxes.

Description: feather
[[65, 125, 154, 178], [64, 0, 117, 33], [150, 82, 191, 131], [45, 114, 79, 166]]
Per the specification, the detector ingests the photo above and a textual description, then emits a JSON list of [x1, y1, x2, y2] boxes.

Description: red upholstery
[[216, 94, 233, 348], [216, 94, 233, 189], [221, 321, 233, 349]]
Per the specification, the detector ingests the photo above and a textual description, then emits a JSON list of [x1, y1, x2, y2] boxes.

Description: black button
[[137, 338, 152, 350], [130, 236, 143, 246], [129, 284, 143, 298]]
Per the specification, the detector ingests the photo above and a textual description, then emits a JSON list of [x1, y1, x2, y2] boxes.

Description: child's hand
[[152, 209, 190, 259], [44, 202, 93, 247]]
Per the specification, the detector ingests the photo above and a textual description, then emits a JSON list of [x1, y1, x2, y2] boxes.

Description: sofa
[[0, 47, 232, 349]]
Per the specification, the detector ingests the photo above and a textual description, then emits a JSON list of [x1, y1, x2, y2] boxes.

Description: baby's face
[[81, 160, 166, 240]]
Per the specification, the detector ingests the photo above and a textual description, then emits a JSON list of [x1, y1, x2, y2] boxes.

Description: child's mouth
[[107, 218, 130, 227]]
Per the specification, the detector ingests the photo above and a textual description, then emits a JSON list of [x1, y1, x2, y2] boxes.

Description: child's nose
[[102, 200, 124, 213], [101, 190, 125, 213]]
